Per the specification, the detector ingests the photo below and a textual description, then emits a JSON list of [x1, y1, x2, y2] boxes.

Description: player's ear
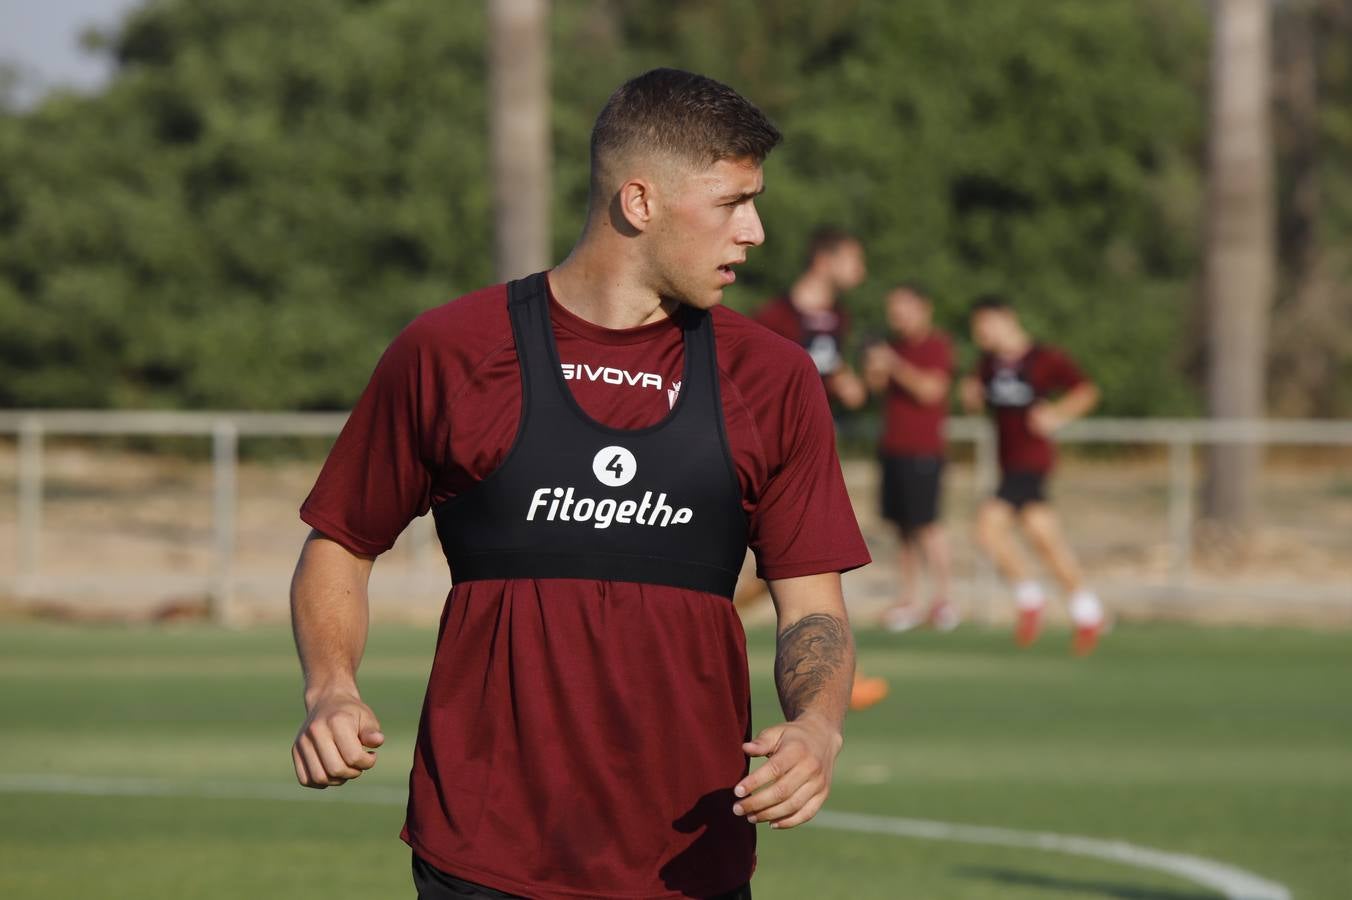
[[616, 178, 655, 233]]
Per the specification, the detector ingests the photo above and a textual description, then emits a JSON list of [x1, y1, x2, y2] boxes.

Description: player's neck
[[549, 243, 678, 330]]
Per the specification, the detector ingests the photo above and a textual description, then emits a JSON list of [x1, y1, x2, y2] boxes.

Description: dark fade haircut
[[891, 281, 933, 303], [589, 68, 781, 197], [805, 226, 859, 264], [969, 293, 1013, 318]]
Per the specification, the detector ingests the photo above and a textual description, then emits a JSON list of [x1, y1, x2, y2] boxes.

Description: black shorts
[[995, 470, 1049, 510], [412, 854, 752, 899], [880, 454, 944, 534]]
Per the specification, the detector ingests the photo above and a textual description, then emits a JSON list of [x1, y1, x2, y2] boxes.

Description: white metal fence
[[2, 410, 1351, 624]]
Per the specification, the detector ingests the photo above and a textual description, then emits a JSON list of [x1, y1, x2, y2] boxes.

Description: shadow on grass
[[954, 866, 1222, 900]]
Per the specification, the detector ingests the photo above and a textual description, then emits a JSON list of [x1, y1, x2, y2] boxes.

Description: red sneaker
[[1015, 605, 1044, 647], [1072, 618, 1107, 656]]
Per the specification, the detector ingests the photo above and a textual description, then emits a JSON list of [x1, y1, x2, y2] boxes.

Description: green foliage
[[1, 0, 1211, 413], [0, 0, 491, 410]]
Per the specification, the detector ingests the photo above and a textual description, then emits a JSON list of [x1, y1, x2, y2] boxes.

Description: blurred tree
[[0, 0, 1213, 417], [1201, 0, 1275, 529], [1270, 0, 1352, 417], [588, 0, 1209, 416], [0, 0, 493, 410]]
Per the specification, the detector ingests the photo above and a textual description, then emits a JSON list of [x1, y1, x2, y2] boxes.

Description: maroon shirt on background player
[[977, 344, 1087, 479], [289, 69, 868, 900], [877, 334, 952, 459]]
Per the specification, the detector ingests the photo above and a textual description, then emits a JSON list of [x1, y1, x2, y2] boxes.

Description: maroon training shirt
[[977, 345, 1087, 473], [879, 332, 954, 458], [301, 282, 869, 899], [752, 296, 850, 377]]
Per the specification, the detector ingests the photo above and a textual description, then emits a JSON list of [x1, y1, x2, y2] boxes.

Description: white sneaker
[[929, 601, 961, 633], [880, 604, 926, 633]]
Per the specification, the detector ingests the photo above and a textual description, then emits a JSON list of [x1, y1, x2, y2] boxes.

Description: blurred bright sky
[[0, 0, 142, 106]]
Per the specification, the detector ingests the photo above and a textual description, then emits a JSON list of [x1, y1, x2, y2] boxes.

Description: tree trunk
[[1202, 0, 1275, 530], [488, 0, 551, 282]]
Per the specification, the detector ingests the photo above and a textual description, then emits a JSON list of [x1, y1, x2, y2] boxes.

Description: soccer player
[[289, 69, 869, 900], [748, 229, 886, 709], [960, 294, 1107, 655], [864, 284, 957, 632], [752, 227, 869, 412]]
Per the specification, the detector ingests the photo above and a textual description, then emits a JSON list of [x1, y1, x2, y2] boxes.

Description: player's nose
[[737, 203, 765, 247]]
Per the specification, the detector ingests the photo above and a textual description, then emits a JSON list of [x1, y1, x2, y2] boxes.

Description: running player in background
[[960, 294, 1108, 655], [746, 228, 886, 709], [864, 284, 958, 633]]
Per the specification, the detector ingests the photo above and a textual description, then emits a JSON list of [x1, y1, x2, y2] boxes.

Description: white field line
[[0, 774, 1291, 900], [812, 810, 1291, 900]]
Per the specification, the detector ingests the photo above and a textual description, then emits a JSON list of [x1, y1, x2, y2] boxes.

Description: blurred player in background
[[752, 227, 869, 412], [961, 294, 1107, 655], [746, 228, 886, 709], [864, 284, 957, 633]]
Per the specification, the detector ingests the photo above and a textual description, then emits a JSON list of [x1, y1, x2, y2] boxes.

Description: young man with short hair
[[290, 68, 869, 899], [864, 284, 957, 632], [961, 295, 1107, 655], [752, 228, 869, 412]]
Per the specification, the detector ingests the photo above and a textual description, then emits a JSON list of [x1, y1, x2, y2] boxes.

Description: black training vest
[[433, 272, 749, 598]]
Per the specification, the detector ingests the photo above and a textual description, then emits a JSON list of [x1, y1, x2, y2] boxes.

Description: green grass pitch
[[0, 621, 1347, 899]]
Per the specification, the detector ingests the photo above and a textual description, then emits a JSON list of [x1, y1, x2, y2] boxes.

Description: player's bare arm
[[960, 374, 985, 413], [1030, 381, 1100, 436], [290, 529, 385, 789], [733, 572, 854, 830], [877, 347, 950, 405], [827, 366, 868, 410]]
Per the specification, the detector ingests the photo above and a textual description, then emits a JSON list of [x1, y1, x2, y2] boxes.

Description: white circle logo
[[592, 446, 637, 487]]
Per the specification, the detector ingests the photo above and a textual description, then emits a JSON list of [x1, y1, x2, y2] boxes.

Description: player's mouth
[[717, 260, 743, 285]]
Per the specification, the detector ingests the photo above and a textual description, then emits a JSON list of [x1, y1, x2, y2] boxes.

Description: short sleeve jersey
[[752, 295, 851, 377], [300, 282, 869, 900], [879, 332, 954, 457], [977, 344, 1087, 473]]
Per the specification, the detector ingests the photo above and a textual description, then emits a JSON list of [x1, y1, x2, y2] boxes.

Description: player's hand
[[292, 688, 384, 789], [1029, 402, 1065, 436], [863, 344, 897, 379], [732, 712, 843, 830], [830, 368, 869, 411]]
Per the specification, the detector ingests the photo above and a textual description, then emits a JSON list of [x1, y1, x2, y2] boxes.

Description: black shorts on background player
[[996, 470, 1047, 510], [412, 856, 753, 900], [880, 454, 943, 534]]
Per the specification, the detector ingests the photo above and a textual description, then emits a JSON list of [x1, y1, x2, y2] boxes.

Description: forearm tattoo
[[774, 613, 852, 719]]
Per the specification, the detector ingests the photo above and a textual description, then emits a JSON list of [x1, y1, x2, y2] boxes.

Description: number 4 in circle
[[592, 446, 637, 487]]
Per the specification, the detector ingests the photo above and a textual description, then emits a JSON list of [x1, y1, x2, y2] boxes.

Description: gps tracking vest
[[985, 347, 1042, 409], [433, 272, 749, 598]]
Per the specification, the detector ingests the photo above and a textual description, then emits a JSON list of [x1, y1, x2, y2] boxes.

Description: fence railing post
[[211, 419, 239, 625], [17, 416, 44, 596], [1168, 436, 1194, 593]]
